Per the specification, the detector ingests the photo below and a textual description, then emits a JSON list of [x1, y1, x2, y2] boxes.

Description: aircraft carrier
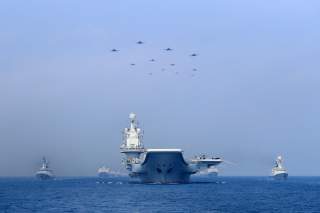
[[120, 113, 223, 183]]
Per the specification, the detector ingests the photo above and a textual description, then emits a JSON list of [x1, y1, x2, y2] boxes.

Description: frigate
[[120, 113, 223, 183], [35, 157, 54, 180], [97, 166, 112, 178], [97, 166, 120, 178], [271, 156, 288, 180]]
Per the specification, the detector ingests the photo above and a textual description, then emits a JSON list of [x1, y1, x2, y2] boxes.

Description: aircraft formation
[[110, 41, 199, 77]]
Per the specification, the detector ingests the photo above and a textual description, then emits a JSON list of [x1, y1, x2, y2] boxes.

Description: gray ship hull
[[272, 173, 288, 180], [36, 172, 54, 180], [131, 150, 194, 183], [98, 173, 111, 178]]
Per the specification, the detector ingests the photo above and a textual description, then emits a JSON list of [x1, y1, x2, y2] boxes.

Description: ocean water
[[0, 177, 319, 213]]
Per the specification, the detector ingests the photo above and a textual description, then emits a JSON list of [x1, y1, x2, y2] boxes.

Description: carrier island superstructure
[[120, 113, 223, 183]]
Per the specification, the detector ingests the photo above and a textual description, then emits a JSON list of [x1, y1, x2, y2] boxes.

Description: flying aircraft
[[130, 63, 135, 66], [170, 63, 175, 66], [149, 59, 155, 62], [190, 53, 198, 56], [137, 41, 144, 44], [165, 48, 173, 51], [192, 68, 198, 71], [111, 49, 119, 52]]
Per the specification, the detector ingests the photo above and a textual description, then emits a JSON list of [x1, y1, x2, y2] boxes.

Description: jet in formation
[[109, 42, 200, 78]]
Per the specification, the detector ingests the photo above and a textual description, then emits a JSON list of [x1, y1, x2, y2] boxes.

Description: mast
[[42, 157, 48, 169], [276, 156, 283, 169]]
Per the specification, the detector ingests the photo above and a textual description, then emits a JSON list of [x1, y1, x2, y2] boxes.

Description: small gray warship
[[35, 157, 54, 180], [271, 156, 288, 180]]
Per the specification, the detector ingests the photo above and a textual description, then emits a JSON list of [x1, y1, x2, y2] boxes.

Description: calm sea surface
[[0, 176, 319, 213]]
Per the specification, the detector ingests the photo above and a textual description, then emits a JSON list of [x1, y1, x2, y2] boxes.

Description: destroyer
[[271, 156, 288, 180], [120, 113, 223, 183], [35, 157, 54, 180]]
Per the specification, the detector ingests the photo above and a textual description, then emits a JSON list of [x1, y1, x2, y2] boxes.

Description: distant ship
[[120, 113, 223, 183], [271, 156, 288, 180], [35, 157, 54, 180], [97, 166, 118, 178]]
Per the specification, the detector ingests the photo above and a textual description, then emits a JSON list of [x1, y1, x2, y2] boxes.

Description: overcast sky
[[0, 0, 320, 176]]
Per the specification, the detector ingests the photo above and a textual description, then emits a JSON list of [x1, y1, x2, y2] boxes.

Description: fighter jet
[[165, 48, 173, 51], [192, 68, 198, 71], [170, 63, 175, 66], [190, 53, 198, 57], [149, 59, 155, 62], [111, 49, 119, 52], [130, 63, 135, 66], [137, 41, 144, 44]]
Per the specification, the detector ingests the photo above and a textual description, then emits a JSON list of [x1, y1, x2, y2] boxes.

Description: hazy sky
[[1, 0, 320, 176]]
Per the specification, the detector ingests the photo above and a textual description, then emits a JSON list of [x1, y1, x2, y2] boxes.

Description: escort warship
[[97, 166, 121, 178], [271, 155, 288, 180], [120, 113, 223, 183], [35, 157, 54, 180], [97, 166, 112, 178]]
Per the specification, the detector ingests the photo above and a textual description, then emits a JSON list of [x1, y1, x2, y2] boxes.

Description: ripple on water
[[0, 177, 320, 212]]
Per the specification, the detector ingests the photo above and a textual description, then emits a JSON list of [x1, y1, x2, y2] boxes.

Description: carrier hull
[[131, 150, 194, 183]]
